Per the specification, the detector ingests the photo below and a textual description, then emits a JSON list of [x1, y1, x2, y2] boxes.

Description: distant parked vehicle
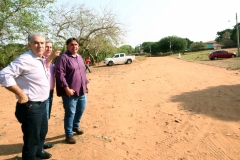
[[209, 50, 236, 60], [104, 53, 135, 66]]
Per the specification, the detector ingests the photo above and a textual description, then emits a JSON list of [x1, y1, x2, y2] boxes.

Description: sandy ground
[[0, 56, 240, 160]]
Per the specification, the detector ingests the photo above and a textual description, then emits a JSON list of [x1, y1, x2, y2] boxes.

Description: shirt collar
[[66, 51, 79, 57], [28, 50, 42, 60]]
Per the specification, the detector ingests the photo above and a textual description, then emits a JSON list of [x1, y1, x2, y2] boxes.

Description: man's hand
[[51, 49, 60, 59], [17, 91, 28, 104], [64, 87, 75, 97], [46, 49, 60, 67]]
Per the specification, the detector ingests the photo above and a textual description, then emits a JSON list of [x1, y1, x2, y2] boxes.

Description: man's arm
[[5, 85, 28, 103], [45, 49, 60, 68], [0, 54, 29, 103]]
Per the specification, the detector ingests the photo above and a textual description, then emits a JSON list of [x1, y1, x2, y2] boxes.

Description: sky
[[56, 0, 240, 47]]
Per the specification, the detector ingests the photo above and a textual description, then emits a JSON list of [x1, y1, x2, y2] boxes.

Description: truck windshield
[[112, 55, 119, 58]]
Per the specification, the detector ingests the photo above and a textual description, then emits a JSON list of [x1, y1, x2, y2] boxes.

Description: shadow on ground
[[0, 134, 65, 157], [170, 84, 240, 121], [92, 63, 128, 68]]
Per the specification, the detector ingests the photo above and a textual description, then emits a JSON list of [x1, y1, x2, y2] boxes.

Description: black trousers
[[15, 100, 48, 160], [85, 64, 91, 72]]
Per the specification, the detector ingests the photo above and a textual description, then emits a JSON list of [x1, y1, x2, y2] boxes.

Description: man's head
[[28, 33, 45, 58], [66, 38, 79, 55], [43, 39, 53, 58]]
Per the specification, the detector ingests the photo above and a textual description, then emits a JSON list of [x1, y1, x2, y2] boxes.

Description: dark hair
[[66, 37, 79, 45]]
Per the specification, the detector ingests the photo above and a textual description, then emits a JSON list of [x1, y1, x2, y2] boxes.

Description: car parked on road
[[104, 53, 135, 66], [209, 50, 236, 60]]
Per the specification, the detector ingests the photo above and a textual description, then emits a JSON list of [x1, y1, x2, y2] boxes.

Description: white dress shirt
[[0, 50, 50, 101]]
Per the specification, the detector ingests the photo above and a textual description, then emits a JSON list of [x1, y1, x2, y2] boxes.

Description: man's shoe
[[65, 135, 76, 144], [73, 128, 84, 135], [40, 151, 52, 159], [43, 142, 54, 149]]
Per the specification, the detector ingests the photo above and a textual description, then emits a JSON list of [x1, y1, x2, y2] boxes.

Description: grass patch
[[171, 49, 238, 61], [170, 48, 240, 70], [136, 56, 147, 61], [172, 52, 209, 61], [171, 50, 214, 61]]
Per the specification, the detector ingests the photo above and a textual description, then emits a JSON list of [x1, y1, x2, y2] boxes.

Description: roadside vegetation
[[135, 56, 147, 61], [170, 48, 240, 70], [1, 0, 239, 69]]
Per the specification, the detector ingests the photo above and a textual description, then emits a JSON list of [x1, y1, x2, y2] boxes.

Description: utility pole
[[236, 13, 240, 56], [169, 39, 172, 54], [139, 44, 142, 54]]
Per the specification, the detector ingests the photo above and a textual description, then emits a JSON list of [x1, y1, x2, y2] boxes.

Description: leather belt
[[28, 100, 46, 104]]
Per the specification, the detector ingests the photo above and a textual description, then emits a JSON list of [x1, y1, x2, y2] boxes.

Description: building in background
[[204, 40, 224, 50]]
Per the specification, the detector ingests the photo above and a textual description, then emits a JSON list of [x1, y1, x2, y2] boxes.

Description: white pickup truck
[[104, 53, 135, 66]]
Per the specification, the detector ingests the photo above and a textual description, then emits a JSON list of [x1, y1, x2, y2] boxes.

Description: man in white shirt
[[0, 33, 52, 160]]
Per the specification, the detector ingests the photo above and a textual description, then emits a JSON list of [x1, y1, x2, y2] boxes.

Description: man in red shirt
[[85, 57, 91, 73]]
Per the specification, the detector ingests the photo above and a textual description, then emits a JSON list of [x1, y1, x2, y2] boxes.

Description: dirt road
[[1, 56, 240, 160]]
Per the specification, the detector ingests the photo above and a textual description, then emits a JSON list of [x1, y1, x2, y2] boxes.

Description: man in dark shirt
[[55, 38, 89, 144]]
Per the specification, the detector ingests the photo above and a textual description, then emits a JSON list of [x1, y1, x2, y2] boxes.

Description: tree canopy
[[215, 23, 240, 48], [0, 0, 54, 45], [0, 0, 54, 69], [47, 3, 126, 64], [117, 45, 134, 54], [156, 36, 188, 53], [189, 42, 206, 51]]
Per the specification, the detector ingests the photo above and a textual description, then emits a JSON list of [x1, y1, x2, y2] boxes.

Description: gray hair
[[45, 39, 53, 44], [28, 32, 45, 43]]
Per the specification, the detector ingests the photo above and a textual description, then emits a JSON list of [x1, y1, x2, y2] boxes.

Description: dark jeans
[[45, 90, 54, 119], [85, 64, 91, 73], [15, 101, 48, 160]]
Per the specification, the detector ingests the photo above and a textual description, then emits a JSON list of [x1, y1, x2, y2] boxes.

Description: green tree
[[157, 36, 188, 53], [215, 29, 233, 44], [134, 44, 141, 53], [189, 42, 206, 51], [48, 2, 126, 64], [0, 0, 54, 68], [222, 31, 234, 47], [117, 45, 134, 54], [82, 36, 118, 64], [0, 43, 28, 69], [142, 42, 155, 53], [231, 22, 240, 45], [0, 0, 54, 44], [184, 38, 193, 49]]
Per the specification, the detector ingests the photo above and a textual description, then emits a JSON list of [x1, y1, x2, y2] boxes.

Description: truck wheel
[[108, 61, 113, 66], [126, 59, 132, 64]]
